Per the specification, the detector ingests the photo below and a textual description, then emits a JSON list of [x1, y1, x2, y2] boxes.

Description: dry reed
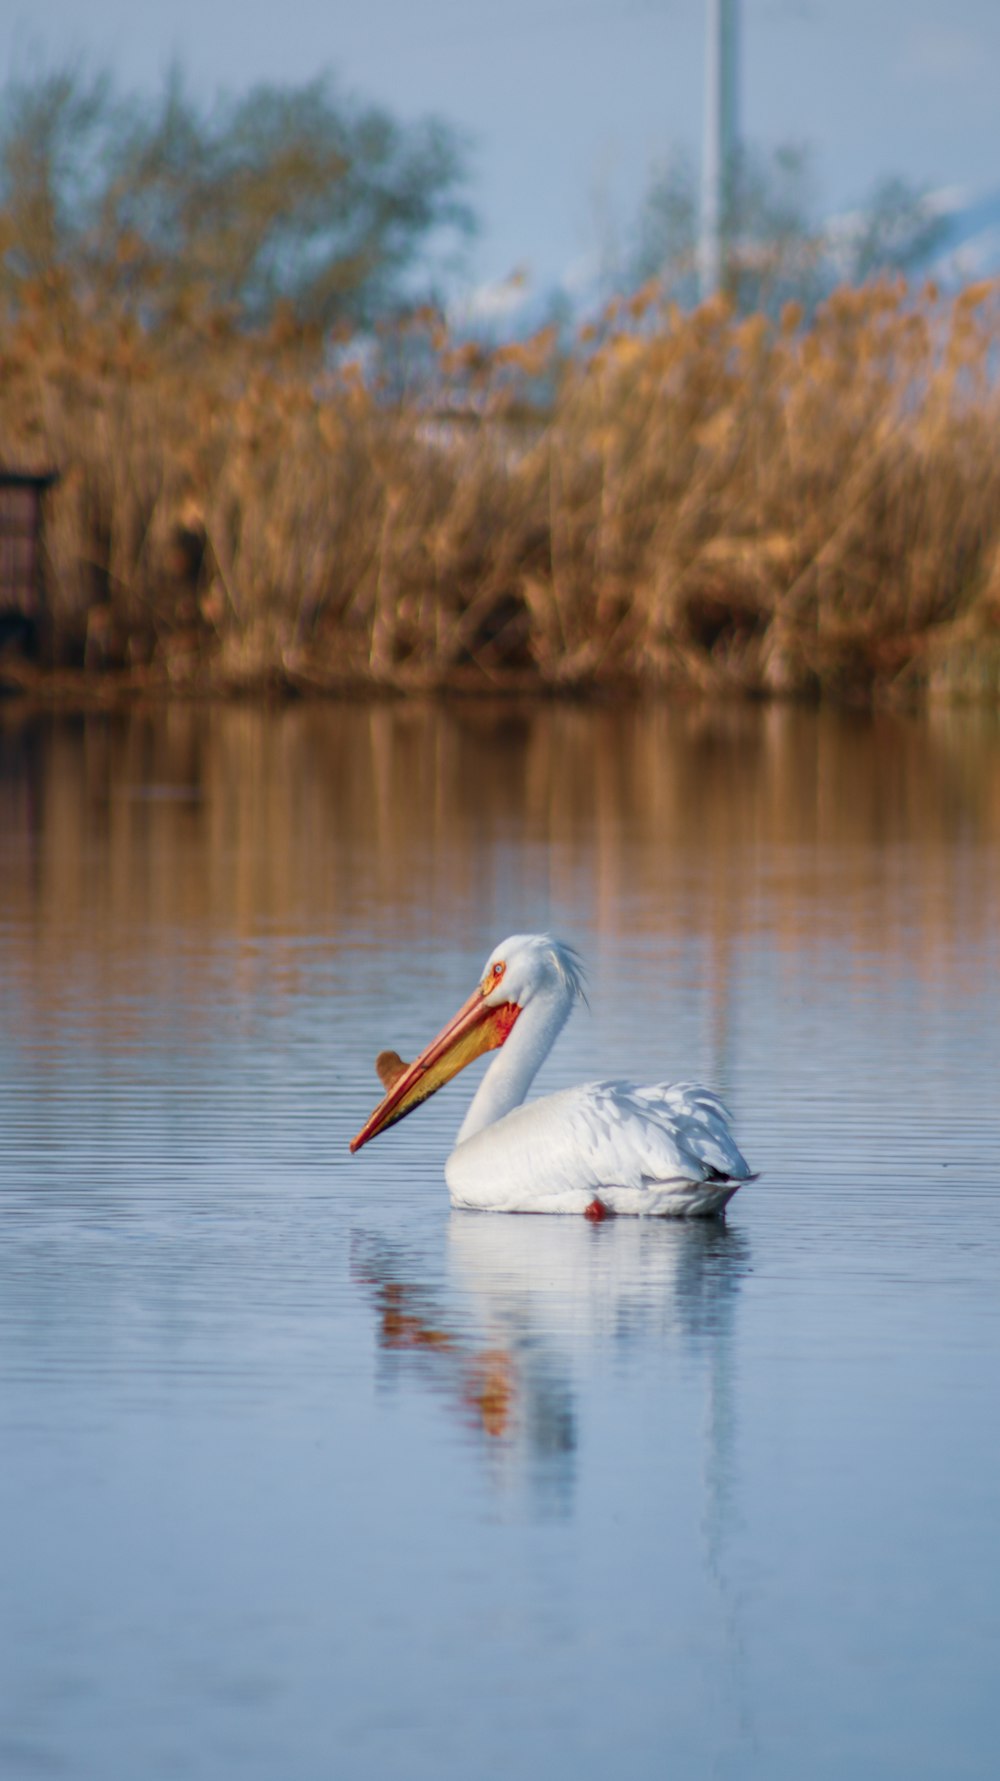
[[2, 276, 1000, 700]]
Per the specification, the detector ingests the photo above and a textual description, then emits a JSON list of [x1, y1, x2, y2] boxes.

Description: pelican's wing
[[569, 1080, 754, 1189]]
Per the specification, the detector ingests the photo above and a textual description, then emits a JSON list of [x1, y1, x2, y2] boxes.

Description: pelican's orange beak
[[349, 981, 520, 1154]]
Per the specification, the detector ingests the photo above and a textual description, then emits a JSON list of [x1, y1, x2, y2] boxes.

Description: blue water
[[1, 703, 999, 1779]]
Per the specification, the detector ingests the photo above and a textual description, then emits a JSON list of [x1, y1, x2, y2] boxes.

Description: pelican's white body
[[447, 1080, 749, 1216], [441, 935, 753, 1218]]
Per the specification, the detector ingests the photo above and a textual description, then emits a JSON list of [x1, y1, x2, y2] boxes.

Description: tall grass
[[2, 276, 1000, 698]]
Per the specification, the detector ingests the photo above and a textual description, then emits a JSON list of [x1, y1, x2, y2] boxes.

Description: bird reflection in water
[[351, 1235, 528, 1444], [351, 1214, 750, 1523]]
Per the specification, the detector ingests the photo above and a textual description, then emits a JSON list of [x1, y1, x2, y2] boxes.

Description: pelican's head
[[349, 933, 585, 1154], [480, 932, 586, 1011]]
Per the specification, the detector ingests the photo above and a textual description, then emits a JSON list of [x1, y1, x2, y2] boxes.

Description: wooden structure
[[0, 470, 58, 654]]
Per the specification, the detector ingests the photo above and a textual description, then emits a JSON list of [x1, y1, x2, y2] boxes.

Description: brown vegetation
[[3, 277, 1000, 700]]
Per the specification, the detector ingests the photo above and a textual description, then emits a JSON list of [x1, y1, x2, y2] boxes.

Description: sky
[[4, 1, 1000, 307]]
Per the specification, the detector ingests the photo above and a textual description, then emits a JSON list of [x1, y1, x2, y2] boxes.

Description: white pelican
[[350, 933, 754, 1218]]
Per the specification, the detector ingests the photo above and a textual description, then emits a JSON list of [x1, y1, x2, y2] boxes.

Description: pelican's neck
[[456, 981, 573, 1145]]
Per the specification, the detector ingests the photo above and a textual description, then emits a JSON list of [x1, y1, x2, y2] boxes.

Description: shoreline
[[2, 648, 997, 713]]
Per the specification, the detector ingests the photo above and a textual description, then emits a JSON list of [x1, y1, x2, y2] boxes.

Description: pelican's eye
[[490, 961, 505, 984]]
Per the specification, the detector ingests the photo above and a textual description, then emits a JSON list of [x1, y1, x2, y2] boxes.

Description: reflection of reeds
[[2, 703, 997, 1049], [3, 282, 1000, 697]]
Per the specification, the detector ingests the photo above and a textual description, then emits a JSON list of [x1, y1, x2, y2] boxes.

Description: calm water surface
[[1, 701, 999, 1780]]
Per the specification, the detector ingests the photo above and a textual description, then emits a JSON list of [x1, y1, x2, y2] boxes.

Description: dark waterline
[[1, 702, 999, 1780]]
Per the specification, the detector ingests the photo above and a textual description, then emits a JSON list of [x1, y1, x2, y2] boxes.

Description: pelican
[[350, 933, 755, 1218]]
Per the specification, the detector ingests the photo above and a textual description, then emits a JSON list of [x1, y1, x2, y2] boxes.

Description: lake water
[[1, 700, 999, 1780]]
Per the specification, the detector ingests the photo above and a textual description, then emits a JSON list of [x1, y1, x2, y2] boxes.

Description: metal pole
[[700, 0, 740, 299]]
